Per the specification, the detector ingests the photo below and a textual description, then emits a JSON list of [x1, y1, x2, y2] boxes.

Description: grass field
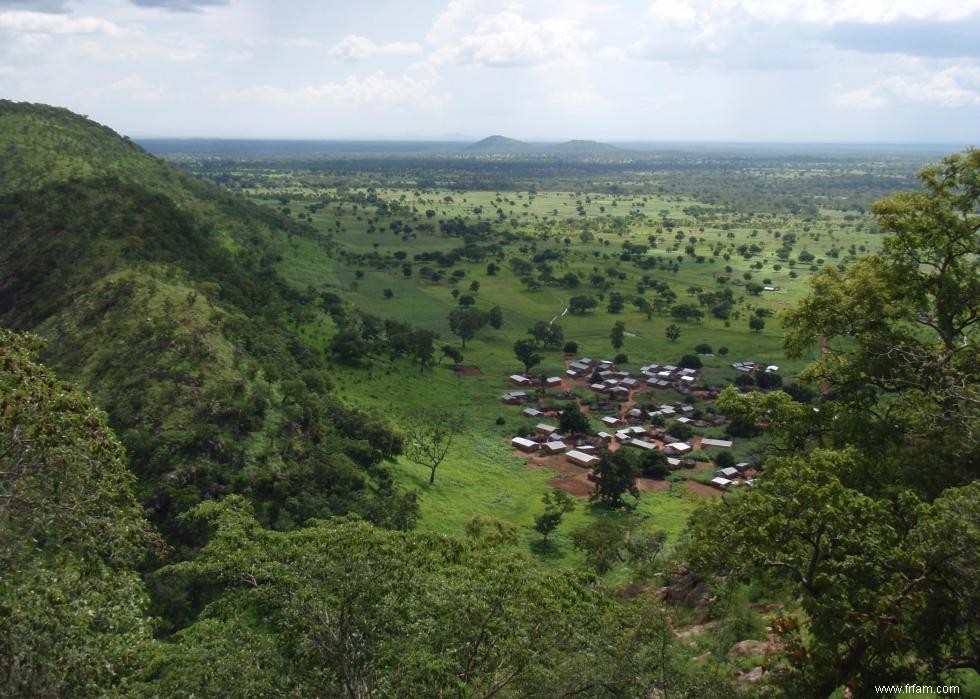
[[243, 173, 883, 567]]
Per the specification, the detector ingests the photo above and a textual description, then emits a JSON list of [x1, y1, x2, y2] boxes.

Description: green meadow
[[236, 164, 885, 565]]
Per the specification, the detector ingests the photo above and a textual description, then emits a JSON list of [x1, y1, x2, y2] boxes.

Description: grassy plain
[[191, 154, 903, 565]]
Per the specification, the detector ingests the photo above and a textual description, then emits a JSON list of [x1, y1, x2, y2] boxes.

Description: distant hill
[[465, 134, 532, 153], [0, 101, 411, 540], [543, 139, 621, 155]]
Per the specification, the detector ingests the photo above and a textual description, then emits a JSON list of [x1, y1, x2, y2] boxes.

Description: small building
[[666, 442, 693, 455], [621, 377, 640, 388], [717, 466, 739, 478], [545, 376, 563, 387], [521, 407, 543, 418], [611, 386, 630, 397], [501, 391, 528, 404], [626, 438, 657, 451], [600, 416, 621, 427], [710, 476, 734, 489], [596, 431, 613, 442], [735, 462, 751, 472], [590, 383, 607, 392], [511, 437, 539, 452], [567, 449, 599, 467], [510, 374, 531, 386], [675, 416, 692, 424], [765, 365, 779, 373], [701, 438, 734, 449], [543, 440, 567, 455], [568, 362, 591, 375], [535, 423, 559, 436], [666, 457, 681, 468], [576, 444, 597, 454]]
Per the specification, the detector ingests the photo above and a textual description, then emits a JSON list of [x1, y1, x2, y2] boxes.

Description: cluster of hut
[[501, 357, 756, 491]]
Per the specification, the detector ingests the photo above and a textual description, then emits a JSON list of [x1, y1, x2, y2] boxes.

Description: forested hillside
[[0, 101, 413, 541]]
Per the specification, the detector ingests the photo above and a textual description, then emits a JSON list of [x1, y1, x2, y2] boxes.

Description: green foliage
[[143, 498, 684, 697], [534, 489, 576, 541], [691, 151, 980, 695], [590, 450, 640, 509], [512, 338, 542, 374], [558, 402, 590, 436], [610, 320, 626, 349], [448, 307, 488, 348], [0, 329, 157, 696]]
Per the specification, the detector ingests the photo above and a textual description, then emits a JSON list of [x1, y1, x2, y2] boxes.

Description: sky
[[1, 0, 979, 142]]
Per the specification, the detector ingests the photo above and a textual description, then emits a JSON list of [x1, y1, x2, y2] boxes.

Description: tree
[[488, 305, 503, 329], [0, 329, 157, 697], [695, 343, 713, 354], [569, 295, 598, 315], [748, 316, 765, 332], [606, 291, 625, 314], [610, 321, 626, 350], [678, 354, 702, 369], [411, 329, 436, 373], [528, 321, 564, 349], [633, 296, 653, 320], [534, 489, 576, 541], [665, 324, 681, 342], [457, 294, 476, 307], [448, 307, 488, 348], [403, 410, 464, 485], [562, 340, 578, 354], [688, 151, 980, 695], [441, 344, 463, 366], [558, 403, 590, 436], [513, 339, 542, 375], [146, 497, 686, 697], [590, 450, 639, 509]]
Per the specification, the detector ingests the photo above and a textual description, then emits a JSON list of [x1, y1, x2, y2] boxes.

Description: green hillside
[[0, 101, 413, 541]]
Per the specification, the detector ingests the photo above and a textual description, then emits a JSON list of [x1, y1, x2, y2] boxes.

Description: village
[[502, 356, 761, 499]]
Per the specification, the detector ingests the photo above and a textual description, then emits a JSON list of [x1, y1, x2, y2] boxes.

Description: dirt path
[[549, 306, 569, 325]]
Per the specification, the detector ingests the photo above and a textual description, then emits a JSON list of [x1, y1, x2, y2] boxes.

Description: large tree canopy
[[0, 328, 158, 696], [687, 150, 980, 696]]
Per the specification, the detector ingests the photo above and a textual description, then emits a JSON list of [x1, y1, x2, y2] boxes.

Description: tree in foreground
[[137, 496, 714, 697], [534, 489, 577, 541], [0, 329, 157, 696], [402, 410, 464, 485], [513, 338, 542, 374], [686, 150, 980, 696], [590, 450, 640, 509], [665, 323, 681, 342]]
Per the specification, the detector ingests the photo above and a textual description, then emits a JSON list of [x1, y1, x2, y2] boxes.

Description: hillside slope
[[0, 101, 414, 541]]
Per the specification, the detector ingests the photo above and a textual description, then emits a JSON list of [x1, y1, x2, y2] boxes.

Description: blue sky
[[1, 0, 978, 142]]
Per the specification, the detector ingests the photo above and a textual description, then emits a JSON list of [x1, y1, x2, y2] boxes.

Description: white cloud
[[647, 0, 697, 27], [108, 76, 163, 100], [836, 66, 980, 109], [328, 34, 423, 61], [222, 71, 441, 108], [834, 86, 887, 109], [427, 8, 594, 68], [546, 83, 605, 109], [0, 10, 126, 35]]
